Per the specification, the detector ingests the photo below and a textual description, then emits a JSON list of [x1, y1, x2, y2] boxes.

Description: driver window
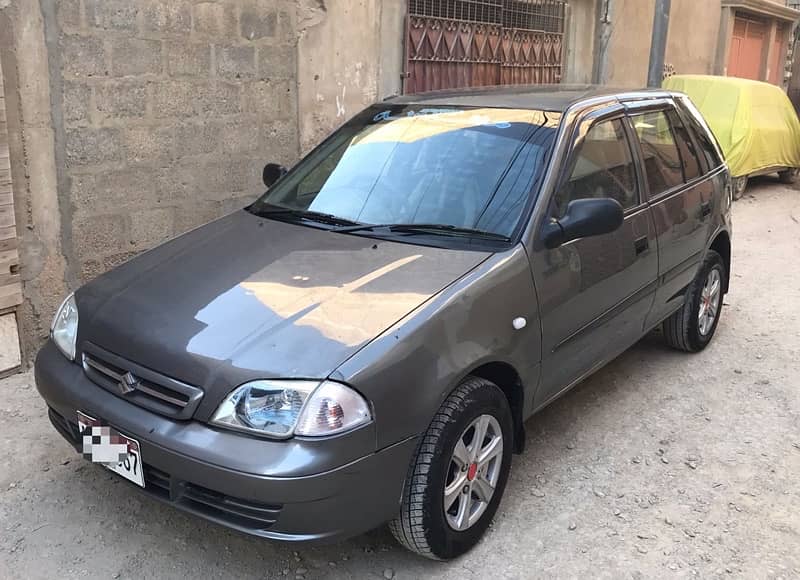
[[552, 118, 638, 218]]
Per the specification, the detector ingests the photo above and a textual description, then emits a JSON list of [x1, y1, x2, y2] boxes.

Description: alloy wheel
[[698, 268, 721, 336], [443, 414, 503, 532]]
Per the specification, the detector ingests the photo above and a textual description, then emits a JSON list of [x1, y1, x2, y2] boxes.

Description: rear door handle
[[701, 201, 712, 218], [634, 236, 648, 255]]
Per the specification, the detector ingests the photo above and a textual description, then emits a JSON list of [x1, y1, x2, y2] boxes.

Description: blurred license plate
[[77, 411, 145, 488]]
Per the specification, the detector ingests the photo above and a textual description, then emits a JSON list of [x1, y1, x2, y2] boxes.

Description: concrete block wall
[[53, 0, 300, 284]]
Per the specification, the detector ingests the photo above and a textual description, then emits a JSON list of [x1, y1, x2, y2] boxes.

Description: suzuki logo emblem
[[118, 372, 139, 395]]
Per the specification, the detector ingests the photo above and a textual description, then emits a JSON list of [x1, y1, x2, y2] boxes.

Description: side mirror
[[542, 198, 624, 249], [263, 163, 287, 187]]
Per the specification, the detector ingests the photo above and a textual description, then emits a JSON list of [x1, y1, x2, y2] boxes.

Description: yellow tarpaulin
[[664, 74, 800, 177]]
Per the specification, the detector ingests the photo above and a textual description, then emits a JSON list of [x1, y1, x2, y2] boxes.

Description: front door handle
[[634, 236, 648, 255], [701, 201, 712, 218]]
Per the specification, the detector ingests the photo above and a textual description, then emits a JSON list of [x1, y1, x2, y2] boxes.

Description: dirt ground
[[1, 178, 799, 580]]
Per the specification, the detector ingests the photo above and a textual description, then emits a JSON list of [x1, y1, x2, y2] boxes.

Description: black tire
[[662, 250, 726, 353], [389, 376, 513, 560], [779, 168, 799, 184]]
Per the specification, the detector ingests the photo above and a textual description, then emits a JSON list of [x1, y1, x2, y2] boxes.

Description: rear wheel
[[732, 175, 748, 200], [390, 376, 513, 560], [779, 168, 799, 184], [662, 250, 726, 352]]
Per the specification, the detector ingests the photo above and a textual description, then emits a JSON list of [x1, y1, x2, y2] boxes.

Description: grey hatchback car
[[36, 85, 732, 560]]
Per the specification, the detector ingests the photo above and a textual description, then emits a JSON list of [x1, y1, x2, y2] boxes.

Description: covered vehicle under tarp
[[664, 74, 800, 178]]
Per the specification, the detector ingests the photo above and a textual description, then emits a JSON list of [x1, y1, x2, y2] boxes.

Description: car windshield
[[249, 104, 560, 242]]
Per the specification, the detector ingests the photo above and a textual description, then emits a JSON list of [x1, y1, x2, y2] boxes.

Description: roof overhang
[[722, 0, 800, 23]]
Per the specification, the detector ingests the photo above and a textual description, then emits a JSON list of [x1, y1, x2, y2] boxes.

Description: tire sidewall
[[423, 381, 513, 560], [686, 251, 726, 350]]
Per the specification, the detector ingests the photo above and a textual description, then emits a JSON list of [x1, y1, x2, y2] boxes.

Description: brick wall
[[55, 0, 299, 283]]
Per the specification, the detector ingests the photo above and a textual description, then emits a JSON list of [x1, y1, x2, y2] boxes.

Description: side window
[[552, 118, 638, 217], [667, 110, 702, 181], [683, 110, 723, 171], [632, 111, 684, 196]]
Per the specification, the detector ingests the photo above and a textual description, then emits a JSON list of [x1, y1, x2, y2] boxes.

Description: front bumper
[[35, 341, 417, 543]]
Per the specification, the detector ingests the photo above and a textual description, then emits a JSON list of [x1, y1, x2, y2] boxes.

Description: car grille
[[81, 343, 203, 419], [47, 408, 282, 531]]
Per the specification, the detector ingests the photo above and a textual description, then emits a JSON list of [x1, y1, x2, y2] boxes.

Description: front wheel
[[390, 376, 513, 560], [662, 250, 726, 352]]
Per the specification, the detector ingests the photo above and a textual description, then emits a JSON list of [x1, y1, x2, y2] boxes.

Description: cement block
[[217, 46, 256, 79], [96, 80, 147, 119], [174, 122, 221, 156], [241, 2, 278, 41], [193, 2, 237, 37], [151, 80, 197, 118], [62, 81, 92, 124], [198, 81, 241, 116], [86, 0, 138, 31], [72, 214, 128, 258], [70, 167, 158, 213], [130, 207, 175, 247], [65, 128, 122, 167], [111, 38, 162, 77], [258, 45, 295, 79], [123, 126, 175, 163], [166, 42, 212, 77], [57, 0, 82, 29], [141, 0, 192, 34], [220, 120, 261, 154], [244, 79, 294, 118], [60, 35, 106, 78]]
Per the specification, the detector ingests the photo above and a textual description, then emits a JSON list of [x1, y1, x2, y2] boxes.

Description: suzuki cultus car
[[36, 85, 732, 560]]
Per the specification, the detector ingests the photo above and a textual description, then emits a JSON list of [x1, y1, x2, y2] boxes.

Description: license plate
[[77, 411, 145, 488]]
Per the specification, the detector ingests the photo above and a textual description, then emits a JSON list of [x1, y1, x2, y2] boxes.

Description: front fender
[[332, 246, 542, 450]]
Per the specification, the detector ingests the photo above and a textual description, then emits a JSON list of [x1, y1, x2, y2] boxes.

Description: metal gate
[[405, 0, 567, 94]]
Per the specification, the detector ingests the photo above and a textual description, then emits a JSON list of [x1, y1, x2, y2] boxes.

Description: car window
[[679, 101, 724, 171], [552, 118, 638, 218], [252, 105, 560, 239], [667, 110, 702, 181], [632, 111, 684, 196]]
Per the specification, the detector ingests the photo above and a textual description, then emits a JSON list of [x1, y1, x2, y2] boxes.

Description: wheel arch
[[467, 361, 526, 454], [709, 230, 731, 293]]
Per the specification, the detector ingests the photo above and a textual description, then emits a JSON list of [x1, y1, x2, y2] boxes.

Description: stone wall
[[52, 0, 300, 285]]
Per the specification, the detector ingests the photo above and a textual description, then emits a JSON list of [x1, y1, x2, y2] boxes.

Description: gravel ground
[[1, 178, 799, 580]]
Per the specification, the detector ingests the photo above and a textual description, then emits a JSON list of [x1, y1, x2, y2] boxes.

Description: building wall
[[564, 0, 597, 84], [296, 0, 404, 153], [1, 0, 303, 360], [600, 0, 723, 87]]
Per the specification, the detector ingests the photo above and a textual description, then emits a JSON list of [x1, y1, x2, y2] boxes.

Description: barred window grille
[[408, 0, 566, 34]]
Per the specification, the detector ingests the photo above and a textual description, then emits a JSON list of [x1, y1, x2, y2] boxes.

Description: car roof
[[386, 84, 674, 112]]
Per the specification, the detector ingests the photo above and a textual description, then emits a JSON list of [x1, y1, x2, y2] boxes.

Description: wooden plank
[[0, 237, 17, 252], [0, 249, 19, 273], [0, 225, 17, 241], [0, 287, 23, 310], [0, 205, 15, 228]]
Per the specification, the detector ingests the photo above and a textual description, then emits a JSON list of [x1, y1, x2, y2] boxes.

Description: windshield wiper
[[334, 222, 512, 242], [251, 205, 362, 227]]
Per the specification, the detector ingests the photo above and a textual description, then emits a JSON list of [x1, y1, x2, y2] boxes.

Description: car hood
[[76, 211, 490, 411]]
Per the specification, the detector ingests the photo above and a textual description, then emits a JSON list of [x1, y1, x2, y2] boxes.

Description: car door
[[625, 100, 715, 327], [529, 106, 659, 410]]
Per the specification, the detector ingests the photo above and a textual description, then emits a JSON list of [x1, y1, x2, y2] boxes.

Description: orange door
[[728, 17, 766, 81]]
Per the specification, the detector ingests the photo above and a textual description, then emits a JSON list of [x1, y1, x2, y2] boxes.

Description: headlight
[[51, 293, 79, 361], [210, 380, 371, 439]]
